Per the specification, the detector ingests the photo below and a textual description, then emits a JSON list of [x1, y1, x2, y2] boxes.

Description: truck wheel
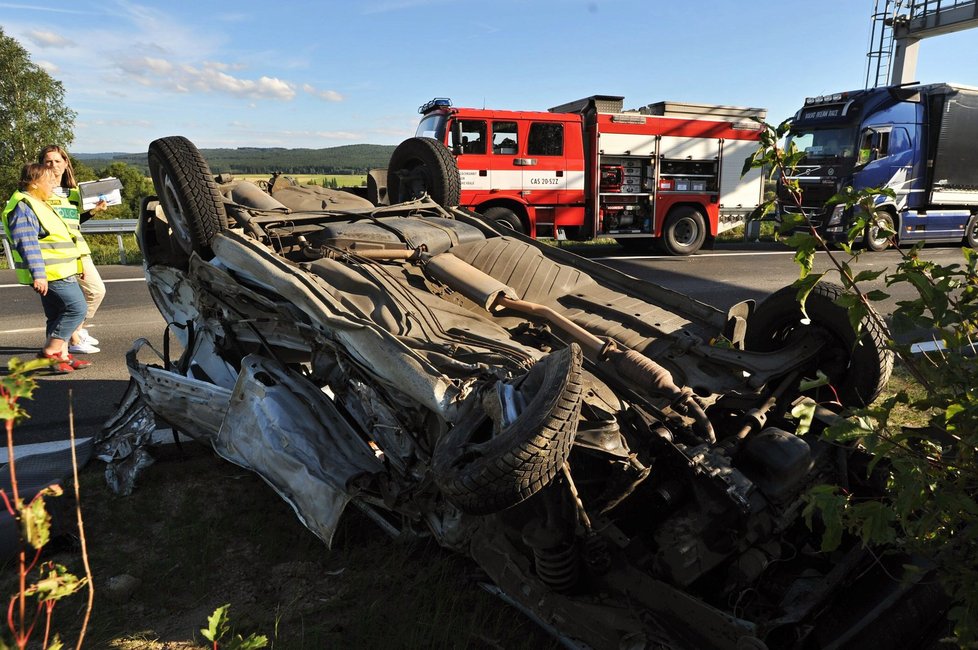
[[483, 206, 525, 234], [432, 344, 584, 515], [965, 215, 978, 249], [387, 137, 461, 207], [148, 136, 228, 262], [661, 207, 706, 256], [865, 211, 895, 252], [745, 282, 893, 407]]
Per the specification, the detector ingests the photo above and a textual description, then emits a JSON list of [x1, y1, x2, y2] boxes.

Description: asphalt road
[[0, 240, 964, 444], [0, 265, 166, 446]]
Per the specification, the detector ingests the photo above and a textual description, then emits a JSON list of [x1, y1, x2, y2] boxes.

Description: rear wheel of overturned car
[[432, 344, 584, 515], [387, 137, 461, 207], [745, 282, 893, 407], [148, 136, 228, 262], [661, 206, 706, 256], [483, 206, 525, 234]]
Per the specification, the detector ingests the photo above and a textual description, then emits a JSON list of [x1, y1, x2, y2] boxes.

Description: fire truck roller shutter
[[387, 137, 462, 207]]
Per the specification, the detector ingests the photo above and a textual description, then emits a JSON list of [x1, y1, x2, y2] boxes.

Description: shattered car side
[[100, 135, 945, 649]]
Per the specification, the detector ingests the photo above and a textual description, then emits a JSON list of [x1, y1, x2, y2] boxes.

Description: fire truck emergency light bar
[[419, 98, 452, 114]]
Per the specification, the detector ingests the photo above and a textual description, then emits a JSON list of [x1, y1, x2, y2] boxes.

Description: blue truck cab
[[780, 83, 978, 250]]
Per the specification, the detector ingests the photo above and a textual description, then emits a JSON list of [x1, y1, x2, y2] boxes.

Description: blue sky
[[3, 0, 977, 153]]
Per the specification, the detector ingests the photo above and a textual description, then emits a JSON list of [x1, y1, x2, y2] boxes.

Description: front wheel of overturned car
[[387, 137, 461, 207], [432, 344, 584, 515], [745, 282, 893, 407], [148, 136, 228, 263]]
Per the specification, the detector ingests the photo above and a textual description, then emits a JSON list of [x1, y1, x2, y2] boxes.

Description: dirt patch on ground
[[3, 442, 556, 649]]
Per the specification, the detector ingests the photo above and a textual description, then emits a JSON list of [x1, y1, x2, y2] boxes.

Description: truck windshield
[[786, 128, 854, 161], [416, 113, 447, 140]]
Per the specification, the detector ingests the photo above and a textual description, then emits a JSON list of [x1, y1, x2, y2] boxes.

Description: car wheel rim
[[160, 173, 193, 255]]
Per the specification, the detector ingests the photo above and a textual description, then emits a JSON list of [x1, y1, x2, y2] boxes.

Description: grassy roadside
[[4, 363, 927, 648]]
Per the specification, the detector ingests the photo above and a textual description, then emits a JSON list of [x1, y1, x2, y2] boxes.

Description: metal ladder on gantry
[[865, 0, 978, 88]]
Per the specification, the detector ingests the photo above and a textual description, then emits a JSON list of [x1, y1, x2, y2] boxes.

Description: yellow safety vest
[[47, 187, 92, 256], [1, 191, 82, 284]]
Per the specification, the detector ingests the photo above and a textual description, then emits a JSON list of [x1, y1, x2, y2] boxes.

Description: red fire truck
[[382, 96, 767, 255]]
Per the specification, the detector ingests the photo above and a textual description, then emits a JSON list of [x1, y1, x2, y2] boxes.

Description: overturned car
[[100, 136, 945, 649]]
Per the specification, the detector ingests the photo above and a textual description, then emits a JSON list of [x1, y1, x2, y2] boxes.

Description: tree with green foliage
[[746, 119, 978, 644], [98, 161, 155, 219], [0, 27, 76, 199]]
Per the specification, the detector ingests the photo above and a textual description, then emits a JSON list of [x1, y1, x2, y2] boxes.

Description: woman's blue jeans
[[39, 276, 86, 341]]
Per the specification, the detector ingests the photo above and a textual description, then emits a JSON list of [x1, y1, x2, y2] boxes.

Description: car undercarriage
[[97, 136, 947, 649]]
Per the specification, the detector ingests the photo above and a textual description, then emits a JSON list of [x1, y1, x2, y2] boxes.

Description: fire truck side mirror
[[450, 121, 463, 155]]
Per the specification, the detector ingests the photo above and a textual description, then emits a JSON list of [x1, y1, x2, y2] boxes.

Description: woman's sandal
[[65, 354, 91, 370], [37, 352, 74, 374]]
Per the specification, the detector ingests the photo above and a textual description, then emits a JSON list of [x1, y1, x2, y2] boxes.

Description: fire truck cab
[[386, 96, 767, 255]]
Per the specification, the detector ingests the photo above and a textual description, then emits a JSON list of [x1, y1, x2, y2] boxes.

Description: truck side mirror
[[450, 122, 463, 155]]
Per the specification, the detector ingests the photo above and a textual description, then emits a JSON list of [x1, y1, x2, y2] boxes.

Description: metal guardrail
[[2, 219, 138, 268]]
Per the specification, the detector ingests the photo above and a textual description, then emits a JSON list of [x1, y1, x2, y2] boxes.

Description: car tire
[[865, 211, 895, 252], [661, 207, 706, 256], [432, 344, 584, 515], [148, 136, 228, 262], [387, 137, 461, 207], [965, 214, 978, 249], [745, 282, 893, 407], [483, 206, 525, 234]]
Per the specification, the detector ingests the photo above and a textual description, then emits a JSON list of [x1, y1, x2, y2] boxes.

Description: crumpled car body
[[99, 136, 946, 649]]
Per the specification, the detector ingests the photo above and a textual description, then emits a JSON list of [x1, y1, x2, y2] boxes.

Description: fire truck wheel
[[387, 137, 461, 207], [865, 211, 895, 252], [662, 207, 706, 256], [965, 215, 978, 249], [744, 282, 893, 407], [483, 206, 525, 234], [148, 136, 229, 264]]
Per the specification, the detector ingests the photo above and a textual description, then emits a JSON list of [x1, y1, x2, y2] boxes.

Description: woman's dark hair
[[37, 145, 77, 188], [18, 163, 51, 192]]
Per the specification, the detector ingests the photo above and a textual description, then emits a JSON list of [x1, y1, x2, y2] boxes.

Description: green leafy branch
[[746, 119, 978, 643], [1, 359, 93, 650], [201, 604, 268, 650]]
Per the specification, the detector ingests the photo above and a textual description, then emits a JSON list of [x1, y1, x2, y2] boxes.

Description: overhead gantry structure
[[866, 0, 978, 87]]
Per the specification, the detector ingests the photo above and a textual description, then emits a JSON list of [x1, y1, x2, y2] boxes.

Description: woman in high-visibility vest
[[39, 145, 107, 355], [1, 164, 91, 373]]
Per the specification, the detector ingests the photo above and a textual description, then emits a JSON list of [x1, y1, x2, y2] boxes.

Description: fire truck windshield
[[786, 128, 855, 161], [416, 113, 448, 140]]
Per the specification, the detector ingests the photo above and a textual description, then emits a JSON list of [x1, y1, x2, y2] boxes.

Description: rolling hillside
[[76, 143, 397, 175]]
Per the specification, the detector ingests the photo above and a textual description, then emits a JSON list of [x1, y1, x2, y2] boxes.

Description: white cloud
[[37, 60, 59, 75], [117, 57, 296, 100], [25, 29, 74, 48], [302, 84, 344, 102]]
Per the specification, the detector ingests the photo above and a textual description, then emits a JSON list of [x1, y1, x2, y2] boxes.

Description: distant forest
[[76, 144, 397, 175]]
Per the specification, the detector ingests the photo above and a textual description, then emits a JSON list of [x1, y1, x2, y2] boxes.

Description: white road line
[[0, 277, 145, 289], [596, 250, 796, 261], [1, 327, 46, 334]]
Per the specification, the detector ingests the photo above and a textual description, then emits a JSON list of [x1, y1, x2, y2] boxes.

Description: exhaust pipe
[[425, 253, 715, 443]]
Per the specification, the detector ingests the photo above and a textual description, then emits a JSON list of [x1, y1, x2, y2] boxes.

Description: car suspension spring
[[532, 542, 579, 593]]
